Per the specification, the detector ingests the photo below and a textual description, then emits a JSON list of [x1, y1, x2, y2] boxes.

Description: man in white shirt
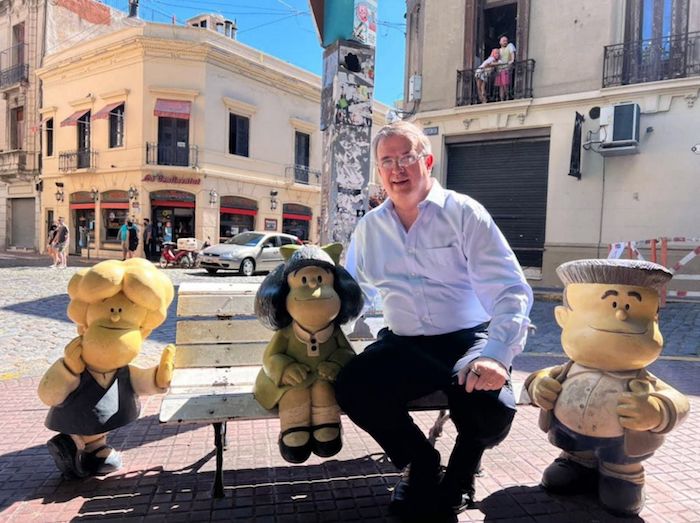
[[336, 120, 533, 517]]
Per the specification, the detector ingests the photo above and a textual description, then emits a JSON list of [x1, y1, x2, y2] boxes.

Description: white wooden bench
[[159, 282, 512, 498]]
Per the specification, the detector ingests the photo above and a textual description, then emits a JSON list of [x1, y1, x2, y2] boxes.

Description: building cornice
[[223, 97, 257, 117], [149, 86, 200, 100], [68, 95, 96, 108], [289, 117, 316, 134], [99, 88, 131, 101]]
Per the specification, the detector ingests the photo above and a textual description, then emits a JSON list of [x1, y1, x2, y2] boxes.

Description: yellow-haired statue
[[37, 258, 175, 478]]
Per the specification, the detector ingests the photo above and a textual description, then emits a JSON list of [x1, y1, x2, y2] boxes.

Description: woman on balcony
[[495, 35, 516, 101], [475, 48, 500, 103]]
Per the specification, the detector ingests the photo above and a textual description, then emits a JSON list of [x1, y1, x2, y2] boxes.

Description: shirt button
[[422, 316, 429, 321], [410, 272, 416, 277]]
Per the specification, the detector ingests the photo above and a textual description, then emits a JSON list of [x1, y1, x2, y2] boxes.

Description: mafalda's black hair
[[255, 244, 364, 330]]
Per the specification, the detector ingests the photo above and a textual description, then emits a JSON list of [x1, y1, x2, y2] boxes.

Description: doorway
[[481, 3, 517, 61]]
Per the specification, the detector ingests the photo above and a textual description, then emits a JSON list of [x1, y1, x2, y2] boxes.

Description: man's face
[[376, 135, 433, 211], [555, 283, 663, 370], [500, 36, 508, 47]]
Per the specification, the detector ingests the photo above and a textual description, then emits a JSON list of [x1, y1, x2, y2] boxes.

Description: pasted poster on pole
[[352, 0, 377, 48]]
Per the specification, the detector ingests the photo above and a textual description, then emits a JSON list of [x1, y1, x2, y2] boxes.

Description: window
[[109, 104, 124, 148], [295, 131, 310, 167], [46, 117, 54, 157], [228, 113, 249, 157], [77, 111, 91, 169], [10, 106, 23, 150]]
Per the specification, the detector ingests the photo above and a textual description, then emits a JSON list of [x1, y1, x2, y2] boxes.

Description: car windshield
[[225, 232, 264, 246]]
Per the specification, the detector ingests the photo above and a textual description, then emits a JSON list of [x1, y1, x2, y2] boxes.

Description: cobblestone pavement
[[0, 253, 698, 522], [0, 253, 698, 381]]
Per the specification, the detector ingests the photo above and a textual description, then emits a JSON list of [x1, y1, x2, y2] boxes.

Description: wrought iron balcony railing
[[0, 150, 26, 173], [59, 149, 98, 171], [457, 59, 535, 106], [285, 164, 321, 186], [603, 31, 700, 88], [146, 142, 198, 167], [0, 63, 28, 89]]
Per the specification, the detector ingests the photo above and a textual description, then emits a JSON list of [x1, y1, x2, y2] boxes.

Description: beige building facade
[[37, 22, 386, 260], [404, 0, 700, 289]]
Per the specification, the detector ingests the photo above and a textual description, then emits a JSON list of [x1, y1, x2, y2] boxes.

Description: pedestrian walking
[[51, 217, 70, 269], [47, 221, 58, 267], [126, 220, 139, 259], [118, 219, 129, 260], [143, 218, 154, 260]]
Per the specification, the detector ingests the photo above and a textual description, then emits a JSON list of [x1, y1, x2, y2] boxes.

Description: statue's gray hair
[[557, 259, 672, 291]]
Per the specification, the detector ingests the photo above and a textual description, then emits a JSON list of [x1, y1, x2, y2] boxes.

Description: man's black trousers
[[335, 325, 516, 490]]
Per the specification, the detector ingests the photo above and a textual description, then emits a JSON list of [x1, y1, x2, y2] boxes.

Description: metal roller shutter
[[446, 138, 549, 268]]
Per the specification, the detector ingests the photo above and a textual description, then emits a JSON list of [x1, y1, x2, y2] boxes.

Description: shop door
[[73, 210, 95, 255], [446, 137, 550, 268], [10, 197, 34, 248], [157, 117, 189, 166]]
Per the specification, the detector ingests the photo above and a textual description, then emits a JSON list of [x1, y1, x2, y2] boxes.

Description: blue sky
[[100, 0, 407, 106]]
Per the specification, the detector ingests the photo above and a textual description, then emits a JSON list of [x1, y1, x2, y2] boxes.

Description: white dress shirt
[[346, 180, 533, 370]]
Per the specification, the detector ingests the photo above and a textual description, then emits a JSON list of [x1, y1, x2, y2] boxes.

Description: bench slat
[[175, 343, 268, 368], [178, 282, 260, 295], [177, 294, 256, 317], [176, 319, 269, 345], [170, 366, 260, 388], [160, 392, 275, 424]]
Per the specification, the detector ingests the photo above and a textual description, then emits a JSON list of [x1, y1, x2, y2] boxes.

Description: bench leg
[[427, 409, 450, 446], [222, 421, 228, 451], [213, 422, 225, 498]]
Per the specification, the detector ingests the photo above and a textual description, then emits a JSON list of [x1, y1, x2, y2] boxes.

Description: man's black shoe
[[389, 464, 442, 515]]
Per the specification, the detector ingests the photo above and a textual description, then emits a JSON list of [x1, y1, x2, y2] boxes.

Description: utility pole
[[309, 0, 377, 249]]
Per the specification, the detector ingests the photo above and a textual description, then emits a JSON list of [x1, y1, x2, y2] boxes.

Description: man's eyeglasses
[[378, 152, 426, 171]]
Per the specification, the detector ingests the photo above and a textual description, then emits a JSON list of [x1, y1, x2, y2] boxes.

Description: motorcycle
[[159, 241, 195, 269]]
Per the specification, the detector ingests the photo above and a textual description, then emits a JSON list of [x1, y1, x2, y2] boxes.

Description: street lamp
[[128, 185, 139, 200], [270, 189, 278, 211], [209, 189, 218, 205], [55, 188, 64, 202], [90, 187, 99, 202]]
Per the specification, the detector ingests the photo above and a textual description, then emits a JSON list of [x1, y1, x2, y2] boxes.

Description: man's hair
[[557, 259, 672, 291], [372, 120, 432, 162], [144, 218, 149, 223]]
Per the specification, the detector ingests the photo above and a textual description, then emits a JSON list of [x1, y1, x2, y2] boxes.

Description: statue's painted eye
[[612, 301, 617, 308], [118, 308, 123, 313], [317, 275, 323, 283], [110, 308, 115, 313], [301, 276, 307, 284], [625, 304, 630, 311]]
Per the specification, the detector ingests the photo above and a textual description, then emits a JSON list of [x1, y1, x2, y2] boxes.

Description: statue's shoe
[[82, 445, 123, 476], [541, 457, 598, 494], [47, 433, 87, 479], [599, 475, 645, 517], [311, 423, 342, 458], [278, 427, 312, 464]]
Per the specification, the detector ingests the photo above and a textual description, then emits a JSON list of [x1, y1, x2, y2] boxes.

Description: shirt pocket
[[416, 245, 465, 280]]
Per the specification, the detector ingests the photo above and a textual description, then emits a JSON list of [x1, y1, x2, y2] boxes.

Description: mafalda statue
[[525, 259, 689, 517], [38, 258, 175, 478], [254, 243, 363, 463]]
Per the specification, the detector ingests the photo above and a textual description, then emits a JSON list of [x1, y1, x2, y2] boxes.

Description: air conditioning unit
[[599, 103, 641, 156]]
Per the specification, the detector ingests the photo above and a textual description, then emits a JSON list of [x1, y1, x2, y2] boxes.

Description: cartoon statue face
[[286, 266, 341, 331], [555, 283, 663, 371], [82, 291, 148, 371]]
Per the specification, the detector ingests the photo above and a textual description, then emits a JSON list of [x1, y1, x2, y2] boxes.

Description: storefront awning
[[60, 109, 90, 127], [70, 203, 96, 210], [283, 213, 312, 221], [92, 101, 124, 121], [151, 199, 195, 208], [154, 99, 191, 120]]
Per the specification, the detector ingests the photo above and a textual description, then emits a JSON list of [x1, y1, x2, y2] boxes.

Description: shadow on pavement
[[479, 484, 641, 522]]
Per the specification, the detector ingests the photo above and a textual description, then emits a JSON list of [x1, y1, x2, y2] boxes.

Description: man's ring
[[470, 368, 481, 377]]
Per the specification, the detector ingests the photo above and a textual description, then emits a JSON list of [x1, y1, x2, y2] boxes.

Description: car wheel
[[159, 256, 168, 269], [240, 258, 255, 277], [206, 268, 218, 275]]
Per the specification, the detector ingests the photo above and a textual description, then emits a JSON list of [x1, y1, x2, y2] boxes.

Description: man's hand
[[617, 379, 664, 432], [155, 344, 176, 389], [317, 361, 341, 382], [281, 362, 311, 386], [457, 357, 508, 393], [63, 337, 85, 375]]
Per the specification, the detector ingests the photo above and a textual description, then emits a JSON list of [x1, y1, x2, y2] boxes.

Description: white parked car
[[199, 231, 303, 276]]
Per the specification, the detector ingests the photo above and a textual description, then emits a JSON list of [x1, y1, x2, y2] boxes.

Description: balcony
[[603, 32, 700, 88], [59, 149, 98, 171], [285, 164, 321, 186], [0, 150, 26, 174], [146, 142, 198, 167], [457, 59, 535, 106], [0, 44, 29, 89]]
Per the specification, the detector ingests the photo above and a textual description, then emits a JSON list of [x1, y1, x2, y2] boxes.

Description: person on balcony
[[475, 48, 500, 103], [495, 35, 516, 101]]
